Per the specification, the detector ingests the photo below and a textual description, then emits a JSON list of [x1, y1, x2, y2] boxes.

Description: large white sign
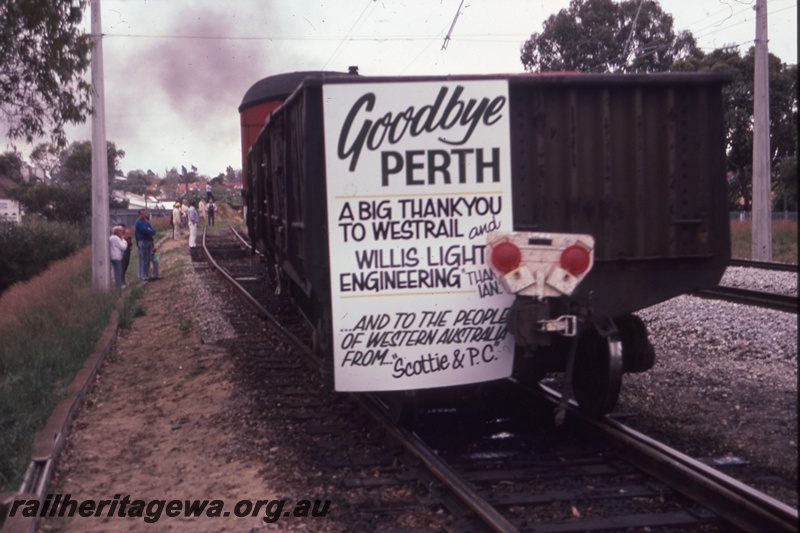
[[323, 80, 515, 391]]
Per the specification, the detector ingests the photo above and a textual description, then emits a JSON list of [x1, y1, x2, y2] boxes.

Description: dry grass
[[0, 246, 118, 490], [730, 219, 798, 263], [0, 248, 90, 332]]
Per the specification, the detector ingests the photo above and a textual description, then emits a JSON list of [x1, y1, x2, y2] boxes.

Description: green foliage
[[775, 155, 797, 211], [0, 0, 93, 145], [0, 219, 88, 293], [29, 142, 62, 178], [178, 164, 198, 197], [11, 180, 128, 222], [673, 49, 798, 211], [54, 140, 126, 187], [519, 1, 797, 213], [520, 0, 700, 73], [10, 181, 90, 223], [9, 139, 129, 221], [118, 285, 145, 331], [122, 169, 151, 195], [0, 248, 117, 490], [0, 152, 24, 183], [110, 195, 130, 209]]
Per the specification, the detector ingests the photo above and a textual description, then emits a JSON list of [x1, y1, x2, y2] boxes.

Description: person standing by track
[[207, 199, 216, 226], [180, 201, 189, 227], [172, 201, 182, 239], [119, 223, 133, 285], [188, 202, 199, 247], [134, 209, 157, 281], [109, 226, 128, 289]]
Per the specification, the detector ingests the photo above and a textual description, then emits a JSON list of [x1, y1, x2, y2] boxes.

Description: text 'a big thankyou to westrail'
[[323, 79, 516, 392]]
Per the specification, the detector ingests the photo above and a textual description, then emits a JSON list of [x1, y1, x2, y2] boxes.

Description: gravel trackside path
[[39, 238, 308, 532]]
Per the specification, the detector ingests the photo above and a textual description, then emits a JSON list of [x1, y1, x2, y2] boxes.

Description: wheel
[[616, 314, 656, 373], [572, 328, 623, 417]]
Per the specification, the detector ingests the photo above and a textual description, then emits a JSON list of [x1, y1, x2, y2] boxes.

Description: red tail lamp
[[560, 244, 591, 275], [491, 241, 522, 273]]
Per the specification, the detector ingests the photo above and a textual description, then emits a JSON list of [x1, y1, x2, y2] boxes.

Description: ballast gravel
[[186, 257, 799, 506], [616, 266, 797, 506], [719, 266, 797, 295]]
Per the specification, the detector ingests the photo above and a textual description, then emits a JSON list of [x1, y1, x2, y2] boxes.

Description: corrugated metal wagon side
[[240, 71, 731, 419], [507, 73, 730, 318]]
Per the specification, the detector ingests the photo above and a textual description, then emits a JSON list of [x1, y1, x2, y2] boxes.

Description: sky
[[5, 0, 798, 178]]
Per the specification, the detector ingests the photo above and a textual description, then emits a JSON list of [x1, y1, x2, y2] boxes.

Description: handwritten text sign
[[323, 80, 515, 391]]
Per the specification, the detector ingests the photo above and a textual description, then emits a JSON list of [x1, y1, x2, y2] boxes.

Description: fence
[[729, 211, 798, 222]]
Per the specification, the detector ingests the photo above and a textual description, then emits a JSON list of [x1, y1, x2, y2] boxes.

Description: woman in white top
[[109, 226, 129, 288]]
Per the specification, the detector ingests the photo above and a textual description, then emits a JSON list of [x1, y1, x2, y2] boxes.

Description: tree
[[12, 139, 128, 221], [672, 48, 798, 211], [29, 142, 62, 179], [520, 0, 701, 73], [224, 165, 238, 184], [11, 181, 90, 222], [123, 169, 149, 195], [162, 167, 181, 200], [0, 151, 24, 183], [1, 0, 93, 145], [53, 140, 125, 187], [179, 164, 198, 196]]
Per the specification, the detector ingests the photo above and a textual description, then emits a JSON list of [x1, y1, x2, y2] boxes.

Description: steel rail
[[205, 226, 519, 533], [228, 225, 262, 257], [728, 258, 798, 272], [200, 225, 311, 358], [538, 384, 799, 532], [693, 285, 798, 314], [357, 395, 520, 533], [209, 227, 797, 532]]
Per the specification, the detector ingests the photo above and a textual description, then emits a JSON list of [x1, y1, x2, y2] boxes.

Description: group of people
[[171, 198, 217, 244], [108, 209, 159, 288], [110, 196, 222, 289]]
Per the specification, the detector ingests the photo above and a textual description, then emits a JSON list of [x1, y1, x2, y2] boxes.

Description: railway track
[[200, 225, 798, 532], [689, 258, 799, 313], [693, 259, 799, 314], [728, 258, 798, 272], [693, 285, 798, 314]]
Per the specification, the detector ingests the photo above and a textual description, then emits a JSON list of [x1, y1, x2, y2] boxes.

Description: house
[[0, 176, 24, 222]]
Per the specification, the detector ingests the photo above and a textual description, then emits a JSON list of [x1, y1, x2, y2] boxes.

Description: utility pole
[[91, 0, 110, 290], [441, 0, 465, 51], [751, 0, 771, 260]]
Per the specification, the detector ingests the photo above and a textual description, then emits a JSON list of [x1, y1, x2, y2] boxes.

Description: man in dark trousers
[[207, 200, 216, 226], [134, 209, 157, 280]]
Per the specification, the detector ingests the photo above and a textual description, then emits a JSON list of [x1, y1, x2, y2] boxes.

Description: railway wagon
[[239, 71, 730, 417]]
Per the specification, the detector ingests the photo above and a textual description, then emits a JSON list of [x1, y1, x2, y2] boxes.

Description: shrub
[[0, 219, 88, 294], [0, 247, 117, 490]]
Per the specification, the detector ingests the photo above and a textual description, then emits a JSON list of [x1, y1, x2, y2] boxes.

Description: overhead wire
[[320, 0, 377, 71], [96, 1, 795, 66], [399, 21, 453, 75]]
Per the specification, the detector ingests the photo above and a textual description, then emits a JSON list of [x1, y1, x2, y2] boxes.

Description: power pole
[[441, 0, 465, 50], [91, 0, 110, 290], [751, 0, 771, 260]]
